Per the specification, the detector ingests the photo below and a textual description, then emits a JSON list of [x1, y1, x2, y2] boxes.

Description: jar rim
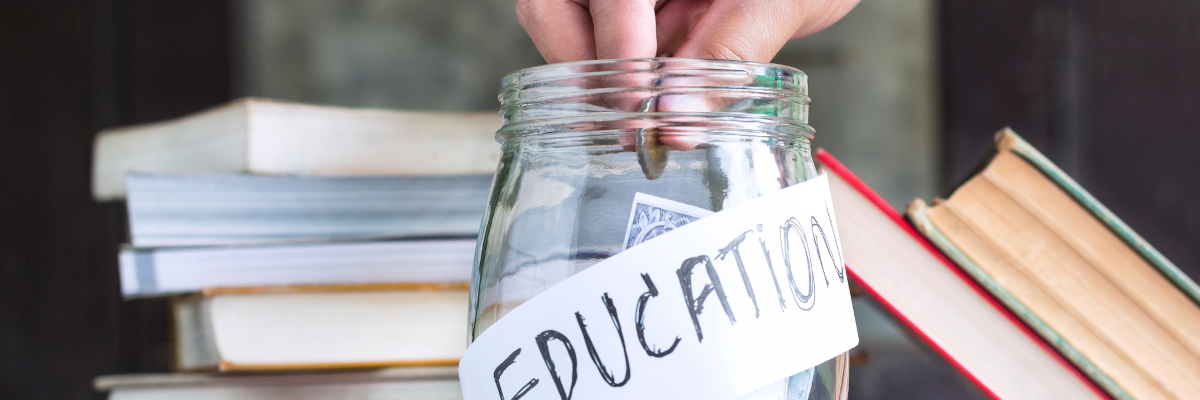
[[501, 57, 807, 85], [497, 58, 813, 142]]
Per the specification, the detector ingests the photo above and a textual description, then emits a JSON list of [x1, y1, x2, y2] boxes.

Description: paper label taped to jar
[[460, 174, 858, 400]]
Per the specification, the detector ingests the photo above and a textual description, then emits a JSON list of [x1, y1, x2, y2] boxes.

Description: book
[[91, 98, 502, 201], [815, 149, 1106, 399], [173, 284, 469, 372], [94, 366, 462, 400], [124, 173, 491, 247], [119, 238, 475, 298], [907, 128, 1200, 400]]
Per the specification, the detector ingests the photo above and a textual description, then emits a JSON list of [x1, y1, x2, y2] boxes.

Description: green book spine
[[999, 128, 1200, 305]]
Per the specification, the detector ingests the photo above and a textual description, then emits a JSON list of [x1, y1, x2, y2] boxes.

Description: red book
[[816, 149, 1109, 400]]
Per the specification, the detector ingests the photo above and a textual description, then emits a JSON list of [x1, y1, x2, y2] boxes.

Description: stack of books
[[825, 128, 1200, 400], [92, 98, 502, 399], [94, 99, 1197, 400]]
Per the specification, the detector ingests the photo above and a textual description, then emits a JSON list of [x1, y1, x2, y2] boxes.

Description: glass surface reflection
[[471, 58, 849, 400]]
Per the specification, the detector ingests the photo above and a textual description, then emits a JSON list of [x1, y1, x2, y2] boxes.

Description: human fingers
[[655, 73, 747, 151], [789, 0, 859, 39], [516, 0, 597, 63], [655, 0, 710, 56], [675, 0, 860, 62], [589, 0, 660, 59]]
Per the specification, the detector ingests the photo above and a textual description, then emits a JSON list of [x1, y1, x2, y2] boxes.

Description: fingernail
[[658, 95, 712, 112]]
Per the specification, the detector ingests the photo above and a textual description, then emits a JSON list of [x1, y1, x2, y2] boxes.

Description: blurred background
[[1, 0, 1197, 399]]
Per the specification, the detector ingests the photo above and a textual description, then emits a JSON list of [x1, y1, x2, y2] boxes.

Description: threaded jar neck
[[496, 58, 813, 142]]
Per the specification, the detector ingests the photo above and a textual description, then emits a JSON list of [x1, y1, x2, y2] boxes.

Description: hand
[[516, 0, 860, 63]]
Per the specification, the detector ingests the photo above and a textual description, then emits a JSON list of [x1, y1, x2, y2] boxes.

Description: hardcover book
[[92, 98, 502, 200], [173, 284, 469, 372], [907, 129, 1200, 400], [817, 149, 1105, 399], [124, 173, 490, 247], [94, 366, 461, 400], [119, 238, 474, 297]]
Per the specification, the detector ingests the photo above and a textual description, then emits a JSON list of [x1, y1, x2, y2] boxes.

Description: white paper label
[[460, 174, 858, 400]]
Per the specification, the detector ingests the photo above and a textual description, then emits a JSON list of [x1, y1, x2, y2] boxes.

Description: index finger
[[589, 0, 659, 59], [516, 0, 598, 63]]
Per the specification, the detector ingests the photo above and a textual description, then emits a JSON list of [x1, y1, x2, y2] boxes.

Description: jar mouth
[[498, 58, 811, 141], [501, 57, 808, 87]]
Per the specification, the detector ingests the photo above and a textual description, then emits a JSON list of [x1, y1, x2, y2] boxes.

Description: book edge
[[171, 294, 222, 372], [217, 358, 460, 373], [815, 149, 1106, 400], [93, 365, 460, 391], [181, 287, 468, 373], [996, 128, 1200, 308], [91, 97, 503, 200], [198, 282, 470, 296], [906, 199, 1128, 400], [118, 237, 479, 298], [842, 266, 1002, 400], [92, 99, 258, 201]]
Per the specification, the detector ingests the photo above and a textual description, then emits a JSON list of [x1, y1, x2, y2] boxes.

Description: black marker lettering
[[811, 216, 845, 285], [494, 348, 537, 400], [780, 217, 816, 310], [677, 255, 735, 342], [536, 330, 578, 400], [576, 293, 631, 387], [757, 226, 789, 312], [825, 202, 847, 281], [635, 273, 680, 357], [805, 216, 829, 287], [717, 231, 760, 318]]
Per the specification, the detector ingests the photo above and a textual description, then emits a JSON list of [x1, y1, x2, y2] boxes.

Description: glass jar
[[470, 58, 848, 400]]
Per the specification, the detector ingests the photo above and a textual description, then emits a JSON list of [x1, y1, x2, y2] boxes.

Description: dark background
[[2, 2, 233, 398], [1, 1, 1197, 399], [944, 0, 1200, 271]]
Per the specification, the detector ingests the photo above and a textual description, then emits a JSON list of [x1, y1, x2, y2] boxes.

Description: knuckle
[[589, 0, 618, 19], [514, 0, 537, 23], [590, 0, 651, 19], [696, 40, 756, 61]]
